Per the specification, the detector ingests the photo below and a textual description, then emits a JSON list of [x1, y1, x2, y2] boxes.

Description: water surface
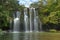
[[0, 32, 60, 40], [0, 32, 40, 40]]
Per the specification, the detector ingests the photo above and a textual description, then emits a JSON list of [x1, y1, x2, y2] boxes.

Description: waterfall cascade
[[24, 8, 39, 32], [24, 8, 29, 32], [13, 11, 21, 33], [11, 8, 42, 33], [33, 8, 39, 32], [29, 8, 33, 32]]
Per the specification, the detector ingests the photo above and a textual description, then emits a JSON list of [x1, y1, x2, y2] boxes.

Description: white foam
[[25, 31, 30, 33], [11, 31, 20, 33], [30, 31, 33, 32]]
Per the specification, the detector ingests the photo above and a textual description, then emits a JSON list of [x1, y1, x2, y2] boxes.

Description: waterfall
[[33, 8, 39, 32], [29, 8, 33, 32], [24, 8, 39, 32], [9, 8, 42, 40], [13, 11, 20, 33], [10, 8, 42, 33], [24, 8, 29, 32]]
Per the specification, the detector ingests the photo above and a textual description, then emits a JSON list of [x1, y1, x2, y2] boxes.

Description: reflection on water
[[0, 32, 40, 40], [13, 33, 20, 40]]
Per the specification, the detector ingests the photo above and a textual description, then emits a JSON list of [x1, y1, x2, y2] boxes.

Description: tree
[[30, 0, 59, 30], [37, 0, 58, 24], [0, 0, 25, 30]]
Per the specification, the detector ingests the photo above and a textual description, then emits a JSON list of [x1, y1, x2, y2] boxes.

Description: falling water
[[11, 8, 42, 33], [9, 8, 43, 40], [29, 8, 39, 32], [33, 8, 39, 32], [29, 8, 33, 32], [24, 8, 29, 32], [24, 8, 39, 32], [13, 11, 20, 33]]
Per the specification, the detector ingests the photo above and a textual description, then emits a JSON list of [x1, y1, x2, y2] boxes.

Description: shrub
[[49, 29, 57, 32]]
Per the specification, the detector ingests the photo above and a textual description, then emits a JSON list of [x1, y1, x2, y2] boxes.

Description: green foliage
[[48, 11, 58, 24], [30, 2, 40, 8], [31, 0, 59, 24], [30, 0, 59, 30], [49, 29, 57, 32], [0, 0, 25, 29]]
